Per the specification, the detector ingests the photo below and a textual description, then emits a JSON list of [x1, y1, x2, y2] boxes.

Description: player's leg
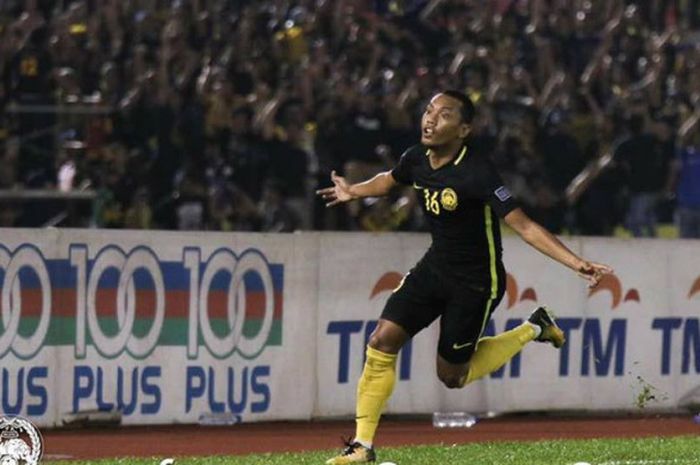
[[355, 263, 441, 449], [355, 319, 408, 446], [327, 262, 441, 464], [440, 306, 566, 387], [435, 286, 504, 388], [326, 320, 408, 465], [438, 319, 538, 388], [435, 279, 565, 388]]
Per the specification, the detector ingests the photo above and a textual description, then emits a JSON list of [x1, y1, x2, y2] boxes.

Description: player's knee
[[367, 321, 407, 354], [436, 363, 468, 389], [437, 366, 466, 389], [367, 333, 399, 354], [438, 372, 463, 389]]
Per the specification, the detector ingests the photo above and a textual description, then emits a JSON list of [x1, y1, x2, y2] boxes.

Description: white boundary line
[[594, 460, 697, 465]]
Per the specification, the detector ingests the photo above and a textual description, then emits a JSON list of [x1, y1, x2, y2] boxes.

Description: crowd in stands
[[1, 0, 700, 237]]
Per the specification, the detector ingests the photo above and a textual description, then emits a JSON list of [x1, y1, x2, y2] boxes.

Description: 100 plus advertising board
[[0, 229, 317, 426]]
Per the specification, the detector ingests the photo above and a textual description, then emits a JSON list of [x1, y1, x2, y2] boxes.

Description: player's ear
[[459, 123, 471, 139]]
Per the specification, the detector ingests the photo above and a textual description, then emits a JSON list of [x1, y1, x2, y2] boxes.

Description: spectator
[[266, 99, 310, 228], [537, 111, 586, 233], [258, 180, 299, 233], [615, 113, 666, 237], [174, 159, 207, 230], [669, 110, 700, 238], [124, 188, 153, 230], [226, 106, 270, 202]]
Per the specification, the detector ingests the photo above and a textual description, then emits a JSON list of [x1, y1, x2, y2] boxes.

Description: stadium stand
[[1, 0, 699, 237]]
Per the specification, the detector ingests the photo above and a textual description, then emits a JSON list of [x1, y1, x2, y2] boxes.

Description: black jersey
[[391, 143, 518, 286]]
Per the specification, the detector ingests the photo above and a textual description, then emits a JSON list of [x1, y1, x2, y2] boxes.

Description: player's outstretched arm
[[504, 208, 613, 288], [316, 170, 397, 207]]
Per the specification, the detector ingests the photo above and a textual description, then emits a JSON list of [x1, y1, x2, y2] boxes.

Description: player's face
[[421, 94, 470, 147]]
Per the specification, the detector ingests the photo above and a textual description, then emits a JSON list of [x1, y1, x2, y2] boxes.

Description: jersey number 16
[[423, 189, 440, 215]]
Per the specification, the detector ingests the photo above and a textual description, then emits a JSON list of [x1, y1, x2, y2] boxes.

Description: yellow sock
[[354, 346, 398, 445], [461, 323, 536, 386]]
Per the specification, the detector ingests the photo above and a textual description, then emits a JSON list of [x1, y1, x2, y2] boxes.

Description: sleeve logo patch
[[494, 186, 512, 202]]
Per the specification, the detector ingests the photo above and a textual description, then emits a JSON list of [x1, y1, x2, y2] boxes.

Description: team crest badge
[[0, 416, 43, 465], [440, 188, 458, 211]]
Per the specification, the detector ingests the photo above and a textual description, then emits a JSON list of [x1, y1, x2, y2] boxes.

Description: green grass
[[52, 436, 700, 465]]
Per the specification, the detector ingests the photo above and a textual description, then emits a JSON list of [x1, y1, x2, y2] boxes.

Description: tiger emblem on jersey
[[440, 188, 458, 211]]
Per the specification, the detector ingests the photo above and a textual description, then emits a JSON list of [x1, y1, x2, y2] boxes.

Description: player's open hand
[[576, 261, 614, 289], [316, 170, 354, 207]]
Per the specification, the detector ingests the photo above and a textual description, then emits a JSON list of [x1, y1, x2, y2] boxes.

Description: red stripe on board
[[0, 289, 283, 320]]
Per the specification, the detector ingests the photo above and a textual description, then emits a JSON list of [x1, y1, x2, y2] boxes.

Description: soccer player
[[317, 90, 613, 464]]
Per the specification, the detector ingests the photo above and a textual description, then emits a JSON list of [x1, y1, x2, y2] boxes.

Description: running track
[[42, 415, 700, 460]]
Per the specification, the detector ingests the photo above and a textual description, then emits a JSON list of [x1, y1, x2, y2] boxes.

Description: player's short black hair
[[441, 90, 475, 124]]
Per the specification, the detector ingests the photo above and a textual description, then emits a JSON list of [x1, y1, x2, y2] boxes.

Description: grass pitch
[[53, 435, 700, 465]]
